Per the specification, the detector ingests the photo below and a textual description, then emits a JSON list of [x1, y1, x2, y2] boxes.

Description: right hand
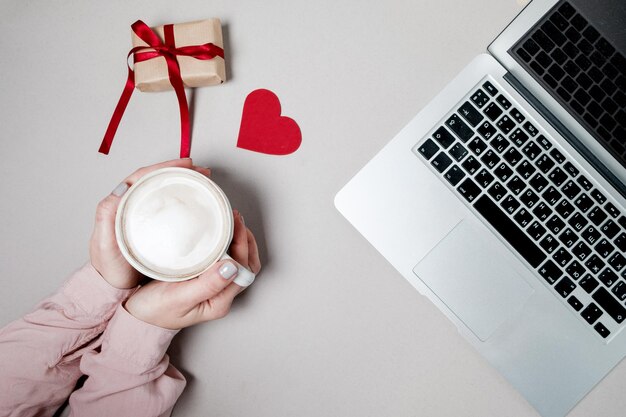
[[124, 211, 261, 330]]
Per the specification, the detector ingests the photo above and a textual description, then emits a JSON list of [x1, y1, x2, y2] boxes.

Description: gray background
[[1, 0, 623, 416]]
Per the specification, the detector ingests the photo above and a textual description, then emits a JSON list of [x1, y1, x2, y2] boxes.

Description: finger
[[191, 166, 211, 178], [246, 229, 262, 274], [198, 282, 243, 321], [92, 181, 130, 244], [180, 260, 239, 304], [228, 210, 249, 267], [124, 158, 193, 185]]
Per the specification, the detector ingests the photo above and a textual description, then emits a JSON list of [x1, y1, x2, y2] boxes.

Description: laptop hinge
[[503, 72, 626, 199]]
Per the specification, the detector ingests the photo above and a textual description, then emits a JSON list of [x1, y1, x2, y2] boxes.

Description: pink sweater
[[0, 264, 186, 417]]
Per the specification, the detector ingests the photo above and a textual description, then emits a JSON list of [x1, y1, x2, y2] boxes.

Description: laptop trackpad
[[413, 219, 534, 341]]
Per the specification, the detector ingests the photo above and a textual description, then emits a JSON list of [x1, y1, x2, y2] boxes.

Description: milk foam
[[123, 173, 226, 275]]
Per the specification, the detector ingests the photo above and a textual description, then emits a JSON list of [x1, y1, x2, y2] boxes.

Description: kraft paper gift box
[[131, 18, 226, 92]]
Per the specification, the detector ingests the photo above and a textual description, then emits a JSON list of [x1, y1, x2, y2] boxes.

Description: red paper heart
[[237, 89, 302, 155]]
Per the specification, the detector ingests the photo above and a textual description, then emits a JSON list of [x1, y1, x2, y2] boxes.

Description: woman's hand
[[124, 211, 261, 329], [89, 158, 212, 289]]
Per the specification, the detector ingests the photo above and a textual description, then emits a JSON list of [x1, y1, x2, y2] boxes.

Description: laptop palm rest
[[413, 219, 535, 341]]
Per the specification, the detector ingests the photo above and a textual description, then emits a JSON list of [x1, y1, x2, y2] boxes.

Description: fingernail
[[219, 262, 238, 280], [240, 214, 245, 226], [112, 182, 129, 197]]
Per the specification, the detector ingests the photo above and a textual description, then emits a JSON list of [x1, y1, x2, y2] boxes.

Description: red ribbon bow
[[99, 20, 224, 157]]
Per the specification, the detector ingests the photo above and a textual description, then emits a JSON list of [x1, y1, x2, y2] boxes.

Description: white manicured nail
[[112, 182, 129, 197], [219, 262, 238, 279]]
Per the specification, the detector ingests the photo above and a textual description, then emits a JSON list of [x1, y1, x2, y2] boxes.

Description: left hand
[[89, 158, 211, 289]]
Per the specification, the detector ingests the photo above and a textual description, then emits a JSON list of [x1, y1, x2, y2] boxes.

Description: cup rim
[[115, 167, 234, 282]]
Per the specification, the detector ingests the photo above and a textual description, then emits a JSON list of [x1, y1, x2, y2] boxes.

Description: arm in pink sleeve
[[0, 264, 135, 417], [68, 305, 186, 417]]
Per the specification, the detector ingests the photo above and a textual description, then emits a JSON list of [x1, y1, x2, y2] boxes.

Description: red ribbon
[[99, 20, 224, 158]]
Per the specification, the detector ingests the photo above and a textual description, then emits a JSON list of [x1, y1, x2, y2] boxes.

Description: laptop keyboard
[[414, 78, 626, 342], [510, 0, 626, 172]]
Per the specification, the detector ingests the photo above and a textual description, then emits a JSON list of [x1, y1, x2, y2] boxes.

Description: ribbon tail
[[99, 66, 136, 154]]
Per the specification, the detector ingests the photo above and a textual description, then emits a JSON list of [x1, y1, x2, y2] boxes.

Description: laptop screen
[[508, 0, 626, 174]]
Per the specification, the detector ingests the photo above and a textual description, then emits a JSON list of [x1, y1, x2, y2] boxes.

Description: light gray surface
[[0, 1, 623, 416]]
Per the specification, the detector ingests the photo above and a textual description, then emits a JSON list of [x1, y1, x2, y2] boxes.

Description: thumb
[[178, 260, 239, 304], [93, 182, 129, 244]]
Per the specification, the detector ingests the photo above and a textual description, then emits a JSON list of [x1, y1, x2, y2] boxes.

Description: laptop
[[334, 0, 626, 416]]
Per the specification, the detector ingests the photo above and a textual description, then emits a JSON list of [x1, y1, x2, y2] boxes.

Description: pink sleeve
[[68, 305, 186, 417], [0, 264, 135, 417]]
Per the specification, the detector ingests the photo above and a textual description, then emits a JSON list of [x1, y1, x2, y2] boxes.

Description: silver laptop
[[335, 1, 626, 416]]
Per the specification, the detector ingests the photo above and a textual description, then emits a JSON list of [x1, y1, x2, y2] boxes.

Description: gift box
[[131, 18, 226, 92]]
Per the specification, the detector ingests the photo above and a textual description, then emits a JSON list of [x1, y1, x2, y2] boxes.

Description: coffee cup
[[115, 167, 255, 286]]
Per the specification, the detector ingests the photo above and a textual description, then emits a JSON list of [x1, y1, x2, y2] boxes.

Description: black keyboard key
[[490, 134, 510, 154], [577, 175, 593, 191], [555, 276, 576, 298], [523, 122, 539, 137], [444, 165, 466, 186], [536, 135, 552, 150], [574, 194, 594, 213], [598, 268, 618, 288], [482, 81, 498, 96], [582, 226, 601, 245], [501, 195, 521, 215], [581, 274, 600, 293], [559, 228, 579, 248], [471, 89, 489, 108], [462, 155, 481, 175], [483, 102, 503, 121], [566, 260, 586, 280], [449, 143, 468, 161], [514, 208, 533, 228], [533, 202, 553, 221], [585, 254, 605, 275], [568, 296, 584, 311], [530, 173, 549, 193], [561, 181, 581, 200], [521, 189, 540, 208], [550, 149, 565, 164], [510, 108, 525, 124], [591, 189, 606, 204], [480, 150, 501, 169], [608, 253, 625, 273], [488, 181, 507, 201], [458, 101, 484, 127], [563, 162, 579, 177], [469, 137, 488, 155], [594, 322, 610, 338], [494, 163, 514, 182], [539, 260, 563, 284], [600, 220, 620, 239], [558, 2, 575, 19], [528, 221, 547, 240], [581, 302, 602, 324], [496, 94, 511, 110], [504, 147, 523, 166], [543, 186, 562, 206], [572, 242, 588, 260], [516, 160, 536, 180], [595, 238, 614, 259], [593, 287, 626, 323], [605, 203, 620, 219], [548, 167, 568, 187], [540, 234, 559, 253], [446, 114, 474, 142], [457, 178, 482, 203], [617, 233, 626, 252], [478, 121, 497, 140], [496, 116, 516, 134], [588, 206, 608, 226], [556, 200, 575, 219], [612, 281, 626, 301], [433, 127, 456, 148], [432, 152, 453, 173], [507, 176, 526, 195], [553, 247, 573, 267], [546, 215, 566, 234], [418, 139, 440, 160], [522, 142, 542, 160], [536, 154, 555, 174], [476, 169, 495, 188], [474, 195, 547, 268], [510, 129, 529, 147], [568, 212, 588, 231]]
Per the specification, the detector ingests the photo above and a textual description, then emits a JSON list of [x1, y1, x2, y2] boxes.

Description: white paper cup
[[115, 167, 255, 286]]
